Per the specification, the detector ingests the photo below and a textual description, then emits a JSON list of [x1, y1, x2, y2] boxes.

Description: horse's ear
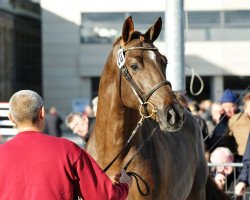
[[144, 17, 162, 42], [122, 16, 134, 44]]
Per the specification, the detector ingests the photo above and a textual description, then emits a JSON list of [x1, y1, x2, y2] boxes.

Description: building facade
[[41, 0, 250, 116], [0, 0, 42, 101]]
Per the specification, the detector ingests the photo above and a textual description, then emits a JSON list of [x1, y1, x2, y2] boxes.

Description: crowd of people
[[182, 89, 250, 197]]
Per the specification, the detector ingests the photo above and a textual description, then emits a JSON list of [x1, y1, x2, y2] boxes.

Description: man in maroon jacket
[[0, 90, 132, 200]]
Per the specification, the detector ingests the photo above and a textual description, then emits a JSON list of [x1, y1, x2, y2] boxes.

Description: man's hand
[[120, 170, 132, 187], [235, 182, 247, 196], [214, 173, 226, 190], [112, 172, 121, 185]]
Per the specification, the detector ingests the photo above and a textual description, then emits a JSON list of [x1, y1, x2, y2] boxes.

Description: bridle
[[117, 46, 172, 105], [103, 46, 172, 196]]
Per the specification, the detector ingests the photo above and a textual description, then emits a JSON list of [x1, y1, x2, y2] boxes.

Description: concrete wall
[[42, 8, 87, 117]]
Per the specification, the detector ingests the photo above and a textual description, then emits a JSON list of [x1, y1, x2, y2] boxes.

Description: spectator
[[205, 103, 223, 138], [211, 103, 224, 126], [227, 93, 250, 162], [208, 89, 240, 153], [65, 112, 95, 147], [44, 106, 63, 137], [0, 90, 131, 199], [210, 147, 234, 191], [198, 99, 213, 122]]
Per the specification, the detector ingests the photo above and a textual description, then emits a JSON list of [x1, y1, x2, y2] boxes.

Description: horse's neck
[[90, 65, 141, 165], [95, 95, 138, 144], [93, 101, 139, 167]]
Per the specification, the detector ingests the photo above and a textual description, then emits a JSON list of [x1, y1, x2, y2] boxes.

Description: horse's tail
[[205, 176, 231, 200]]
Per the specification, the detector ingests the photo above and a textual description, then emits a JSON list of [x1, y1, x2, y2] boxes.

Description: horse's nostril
[[160, 103, 184, 132], [166, 108, 176, 125]]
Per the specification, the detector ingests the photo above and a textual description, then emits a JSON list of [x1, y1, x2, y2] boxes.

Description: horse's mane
[[113, 31, 142, 47], [113, 36, 122, 47]]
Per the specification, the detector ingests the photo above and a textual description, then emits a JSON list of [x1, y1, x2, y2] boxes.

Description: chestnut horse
[[86, 17, 230, 200]]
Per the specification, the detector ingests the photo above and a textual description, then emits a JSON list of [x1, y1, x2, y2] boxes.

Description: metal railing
[[208, 162, 250, 199], [0, 102, 17, 140]]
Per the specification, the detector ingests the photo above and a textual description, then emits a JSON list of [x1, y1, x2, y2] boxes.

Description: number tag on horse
[[117, 49, 125, 69]]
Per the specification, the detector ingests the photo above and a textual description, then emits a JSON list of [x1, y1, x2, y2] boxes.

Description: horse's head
[[112, 16, 184, 132]]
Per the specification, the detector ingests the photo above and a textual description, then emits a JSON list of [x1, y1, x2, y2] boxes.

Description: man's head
[[49, 106, 58, 115], [210, 147, 234, 176], [65, 112, 89, 138], [8, 90, 45, 129], [220, 89, 238, 118]]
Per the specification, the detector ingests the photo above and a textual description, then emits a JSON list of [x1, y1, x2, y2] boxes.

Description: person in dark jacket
[[45, 106, 63, 137], [208, 89, 240, 154]]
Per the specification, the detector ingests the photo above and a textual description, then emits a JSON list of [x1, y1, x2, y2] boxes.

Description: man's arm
[[75, 150, 131, 200]]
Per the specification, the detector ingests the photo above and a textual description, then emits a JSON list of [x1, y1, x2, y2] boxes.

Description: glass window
[[187, 11, 220, 28], [225, 10, 250, 27], [129, 12, 165, 41], [80, 12, 165, 43], [129, 12, 164, 26], [81, 13, 124, 43]]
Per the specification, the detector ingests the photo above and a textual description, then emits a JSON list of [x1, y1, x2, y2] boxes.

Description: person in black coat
[[44, 107, 63, 137], [208, 89, 240, 155]]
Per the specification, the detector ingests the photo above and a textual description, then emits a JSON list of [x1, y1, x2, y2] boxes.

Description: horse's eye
[[130, 64, 139, 71]]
